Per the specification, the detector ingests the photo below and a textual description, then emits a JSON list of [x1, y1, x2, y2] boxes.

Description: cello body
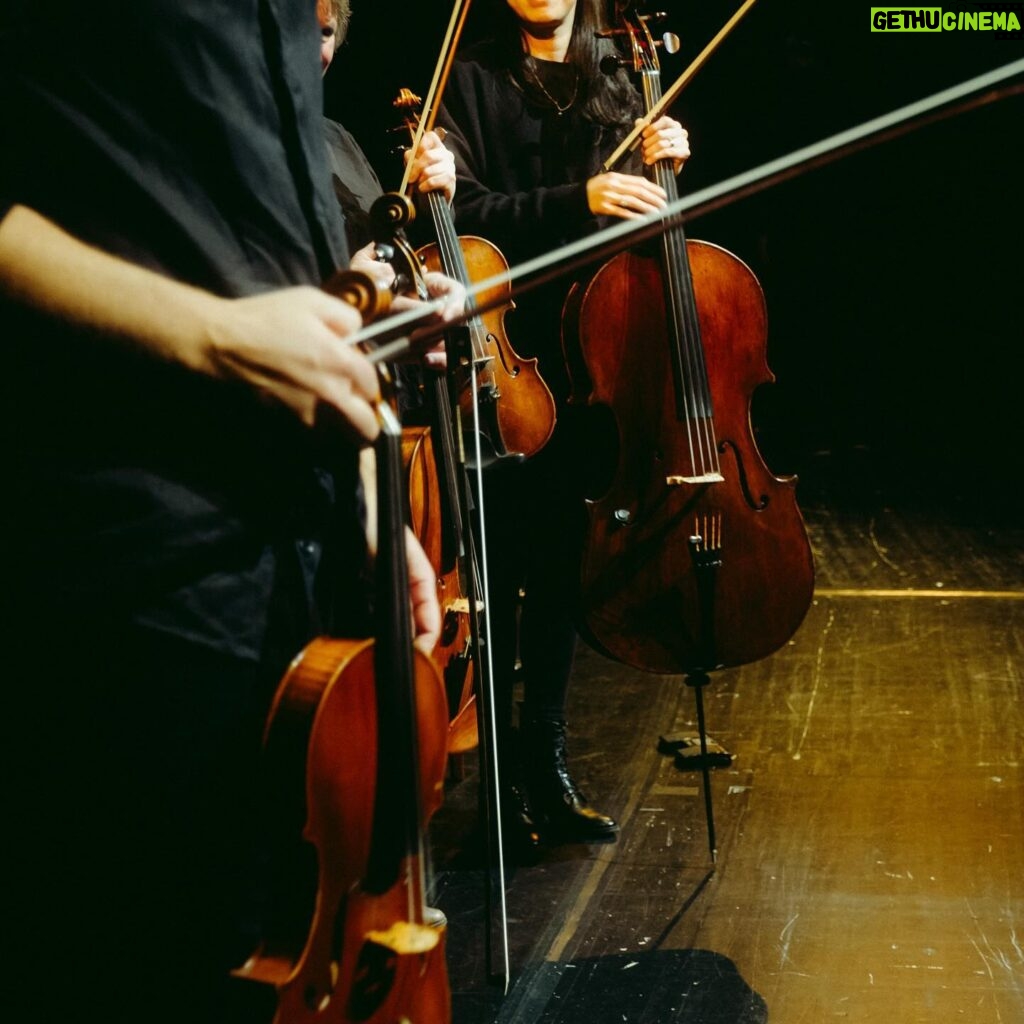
[[564, 241, 814, 674]]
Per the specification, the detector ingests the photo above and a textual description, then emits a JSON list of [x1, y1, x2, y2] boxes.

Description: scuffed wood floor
[[433, 465, 1024, 1023]]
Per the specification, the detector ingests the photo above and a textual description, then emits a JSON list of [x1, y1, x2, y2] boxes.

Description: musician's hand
[[640, 116, 690, 174], [406, 527, 441, 653], [404, 130, 457, 202], [349, 241, 398, 291], [390, 271, 464, 369], [0, 206, 379, 441], [206, 287, 380, 442], [586, 171, 667, 219]]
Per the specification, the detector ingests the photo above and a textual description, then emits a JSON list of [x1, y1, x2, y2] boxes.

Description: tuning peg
[[599, 53, 627, 75], [657, 31, 680, 54]]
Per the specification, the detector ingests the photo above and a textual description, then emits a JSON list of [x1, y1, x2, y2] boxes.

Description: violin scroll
[[323, 267, 392, 320]]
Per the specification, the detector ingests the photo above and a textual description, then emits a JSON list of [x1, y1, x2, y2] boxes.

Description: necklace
[[522, 59, 579, 116]]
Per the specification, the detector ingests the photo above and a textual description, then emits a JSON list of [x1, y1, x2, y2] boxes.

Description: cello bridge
[[667, 472, 724, 486]]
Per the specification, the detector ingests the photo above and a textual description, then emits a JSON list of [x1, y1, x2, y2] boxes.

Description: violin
[[362, 185, 483, 756], [563, 1, 815, 674], [232, 277, 451, 1022], [394, 87, 557, 464]]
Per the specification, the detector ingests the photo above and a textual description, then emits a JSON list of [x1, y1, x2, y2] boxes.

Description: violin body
[[563, 240, 815, 674], [417, 234, 556, 461], [403, 425, 478, 753], [232, 635, 450, 1022]]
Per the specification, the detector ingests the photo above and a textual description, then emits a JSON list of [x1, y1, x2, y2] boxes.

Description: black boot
[[499, 778, 543, 858], [491, 727, 543, 857], [521, 717, 619, 841]]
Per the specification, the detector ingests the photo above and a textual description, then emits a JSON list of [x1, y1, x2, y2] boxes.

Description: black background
[[326, 1, 1023, 518]]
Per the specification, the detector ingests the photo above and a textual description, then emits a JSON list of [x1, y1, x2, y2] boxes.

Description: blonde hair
[[318, 0, 352, 44]]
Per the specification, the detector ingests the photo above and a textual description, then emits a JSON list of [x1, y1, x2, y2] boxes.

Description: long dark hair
[[488, 0, 641, 129]]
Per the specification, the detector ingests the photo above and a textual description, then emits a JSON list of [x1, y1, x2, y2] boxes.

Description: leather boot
[[521, 717, 619, 841], [491, 727, 543, 857], [499, 779, 543, 857]]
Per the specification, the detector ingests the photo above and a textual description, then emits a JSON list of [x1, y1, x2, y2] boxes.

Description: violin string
[[427, 190, 492, 367], [464, 353, 512, 988], [424, 167, 512, 985]]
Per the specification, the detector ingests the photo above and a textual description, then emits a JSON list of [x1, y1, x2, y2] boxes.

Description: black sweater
[[438, 42, 642, 399]]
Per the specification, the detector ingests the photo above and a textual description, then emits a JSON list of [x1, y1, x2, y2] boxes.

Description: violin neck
[[424, 192, 494, 367], [366, 405, 427, 894], [425, 191, 471, 290]]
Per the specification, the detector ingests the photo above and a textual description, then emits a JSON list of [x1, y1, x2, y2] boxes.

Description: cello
[[232, 278, 451, 1021], [563, 1, 815, 676]]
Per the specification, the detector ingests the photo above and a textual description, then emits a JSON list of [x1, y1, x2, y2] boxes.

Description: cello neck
[[626, 11, 720, 480]]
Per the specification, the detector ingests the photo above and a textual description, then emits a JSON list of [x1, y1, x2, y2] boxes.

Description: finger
[[315, 377, 379, 443], [620, 181, 668, 207], [332, 396, 380, 444], [313, 319, 380, 403], [423, 273, 466, 320], [418, 170, 453, 194], [406, 529, 441, 651], [617, 196, 659, 216], [314, 290, 364, 337]]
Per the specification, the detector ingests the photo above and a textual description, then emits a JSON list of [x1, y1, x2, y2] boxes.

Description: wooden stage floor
[[429, 457, 1024, 1023]]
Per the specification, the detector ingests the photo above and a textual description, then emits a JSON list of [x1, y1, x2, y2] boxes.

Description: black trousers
[[474, 421, 588, 740]]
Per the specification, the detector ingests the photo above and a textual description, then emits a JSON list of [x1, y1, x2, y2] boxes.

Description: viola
[[232, 279, 451, 1023], [563, 2, 815, 674]]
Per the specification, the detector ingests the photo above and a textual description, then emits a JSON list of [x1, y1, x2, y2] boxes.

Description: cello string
[[604, 0, 760, 172], [629, 26, 700, 471], [357, 58, 1024, 362], [641, 42, 718, 477]]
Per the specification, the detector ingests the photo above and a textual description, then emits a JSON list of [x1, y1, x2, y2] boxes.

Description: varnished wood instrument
[[232, 277, 452, 1022], [563, 1, 815, 676]]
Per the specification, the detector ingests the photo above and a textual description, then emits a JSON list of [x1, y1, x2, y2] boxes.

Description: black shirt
[[0, 2, 364, 665], [438, 43, 642, 402], [324, 115, 386, 255]]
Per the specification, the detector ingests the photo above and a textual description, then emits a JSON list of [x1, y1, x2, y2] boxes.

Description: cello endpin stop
[[613, 509, 633, 525]]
